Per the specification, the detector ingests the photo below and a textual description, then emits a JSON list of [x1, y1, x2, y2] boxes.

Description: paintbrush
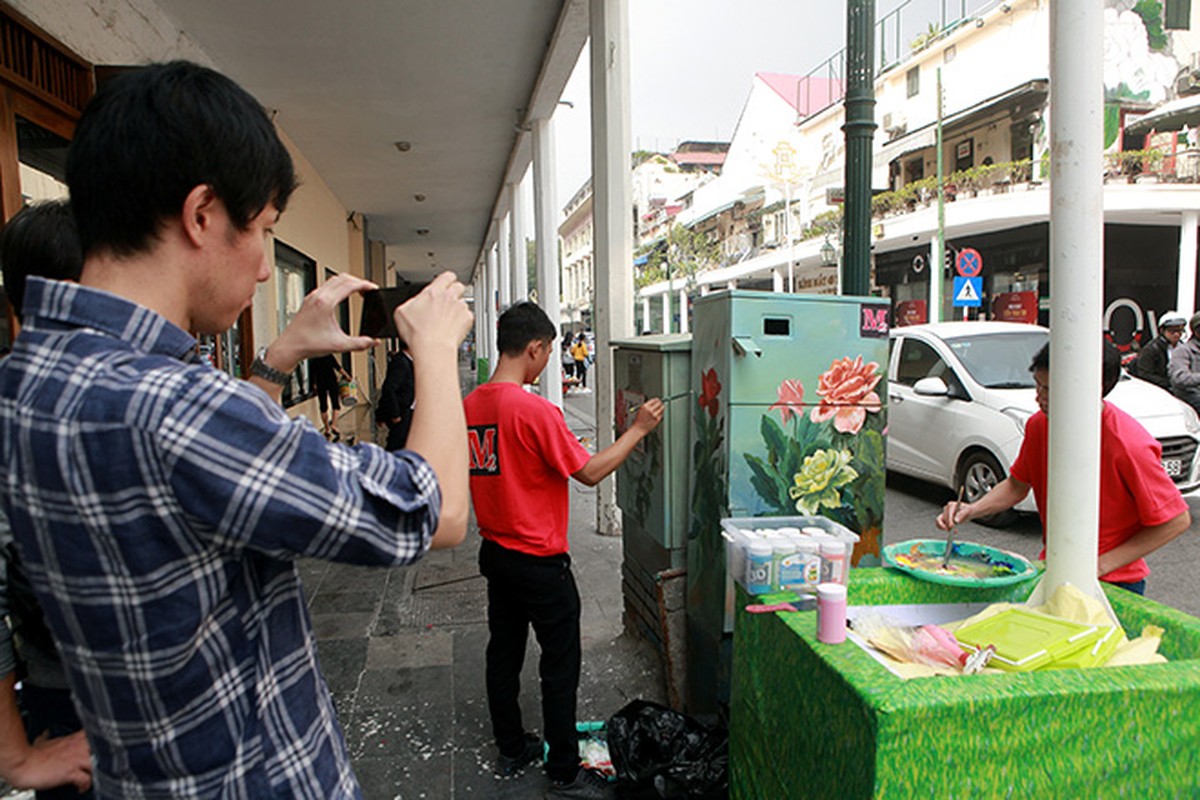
[[942, 484, 965, 568]]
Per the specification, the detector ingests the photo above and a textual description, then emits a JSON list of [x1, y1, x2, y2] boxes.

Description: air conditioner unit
[[882, 111, 907, 137]]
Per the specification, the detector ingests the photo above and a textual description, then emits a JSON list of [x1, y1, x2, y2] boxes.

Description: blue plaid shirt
[[0, 278, 441, 798]]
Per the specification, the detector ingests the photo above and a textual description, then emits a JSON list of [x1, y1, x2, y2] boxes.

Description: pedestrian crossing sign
[[953, 276, 982, 307]]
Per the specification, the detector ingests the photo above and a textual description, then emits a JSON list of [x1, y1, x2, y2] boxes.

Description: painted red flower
[[768, 379, 806, 424], [810, 355, 882, 434], [698, 368, 722, 418]]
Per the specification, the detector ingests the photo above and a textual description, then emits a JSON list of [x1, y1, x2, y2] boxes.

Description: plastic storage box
[[721, 515, 860, 596]]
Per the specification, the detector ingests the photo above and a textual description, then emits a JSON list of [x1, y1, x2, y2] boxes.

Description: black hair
[[1102, 340, 1120, 397], [1030, 342, 1049, 373], [65, 61, 297, 258], [1028, 340, 1121, 397], [1, 200, 83, 317], [497, 301, 556, 356], [1190, 312, 1200, 337]]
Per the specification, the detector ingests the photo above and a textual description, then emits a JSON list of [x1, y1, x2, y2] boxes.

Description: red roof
[[757, 72, 844, 115], [670, 151, 726, 166]]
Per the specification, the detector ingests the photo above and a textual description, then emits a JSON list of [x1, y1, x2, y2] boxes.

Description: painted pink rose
[[810, 355, 882, 434], [768, 379, 805, 424]]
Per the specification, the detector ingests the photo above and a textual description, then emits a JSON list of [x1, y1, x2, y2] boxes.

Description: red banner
[[992, 291, 1038, 324], [894, 300, 928, 327]]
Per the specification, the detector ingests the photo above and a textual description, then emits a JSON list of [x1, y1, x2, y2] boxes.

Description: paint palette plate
[[882, 539, 1039, 587]]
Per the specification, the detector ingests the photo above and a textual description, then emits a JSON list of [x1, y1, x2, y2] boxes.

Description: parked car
[[886, 322, 1200, 526]]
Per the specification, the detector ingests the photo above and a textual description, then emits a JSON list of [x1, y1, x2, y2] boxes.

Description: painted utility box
[[686, 290, 891, 713], [613, 334, 692, 706]]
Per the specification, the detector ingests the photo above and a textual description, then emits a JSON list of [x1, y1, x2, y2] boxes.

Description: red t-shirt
[[1010, 402, 1187, 583], [463, 382, 591, 556]]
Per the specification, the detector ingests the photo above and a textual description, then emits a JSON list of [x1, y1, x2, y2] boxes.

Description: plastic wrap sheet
[[729, 569, 1200, 799]]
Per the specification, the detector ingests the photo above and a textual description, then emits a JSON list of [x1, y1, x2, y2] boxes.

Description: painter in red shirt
[[463, 301, 662, 797], [937, 341, 1190, 593]]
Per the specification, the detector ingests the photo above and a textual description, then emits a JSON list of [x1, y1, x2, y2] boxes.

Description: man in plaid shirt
[[0, 61, 471, 797]]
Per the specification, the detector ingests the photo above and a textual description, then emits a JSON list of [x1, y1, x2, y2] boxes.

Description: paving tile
[[366, 629, 454, 670], [316, 637, 368, 696], [310, 589, 382, 615], [311, 611, 376, 641]]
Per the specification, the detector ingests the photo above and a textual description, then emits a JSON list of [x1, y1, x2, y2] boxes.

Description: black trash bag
[[607, 699, 728, 800]]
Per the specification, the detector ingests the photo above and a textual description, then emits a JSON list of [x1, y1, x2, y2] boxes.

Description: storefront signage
[[993, 291, 1038, 323], [894, 299, 928, 327]]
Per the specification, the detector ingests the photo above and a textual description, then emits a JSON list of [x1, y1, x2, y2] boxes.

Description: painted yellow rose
[[788, 448, 859, 515]]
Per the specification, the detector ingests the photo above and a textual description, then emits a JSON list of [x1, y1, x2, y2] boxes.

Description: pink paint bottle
[[816, 583, 847, 644]]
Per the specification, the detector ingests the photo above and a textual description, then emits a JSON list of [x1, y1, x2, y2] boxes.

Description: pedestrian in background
[[571, 332, 589, 390], [1168, 312, 1200, 415], [1131, 310, 1186, 390], [376, 343, 415, 450], [309, 352, 351, 440]]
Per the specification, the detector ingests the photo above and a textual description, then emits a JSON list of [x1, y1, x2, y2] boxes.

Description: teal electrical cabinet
[[613, 334, 692, 701], [686, 290, 891, 713]]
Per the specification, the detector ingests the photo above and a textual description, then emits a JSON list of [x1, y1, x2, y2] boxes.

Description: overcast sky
[[552, 0, 923, 200]]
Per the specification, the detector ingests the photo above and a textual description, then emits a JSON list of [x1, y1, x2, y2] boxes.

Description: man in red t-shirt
[[937, 342, 1190, 593], [464, 302, 662, 798]]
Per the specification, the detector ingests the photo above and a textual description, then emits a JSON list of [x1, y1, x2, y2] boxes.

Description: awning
[[875, 125, 938, 169], [1125, 93, 1200, 135]]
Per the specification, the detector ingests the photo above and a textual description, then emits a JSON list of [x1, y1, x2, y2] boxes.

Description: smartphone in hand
[[358, 284, 426, 340]]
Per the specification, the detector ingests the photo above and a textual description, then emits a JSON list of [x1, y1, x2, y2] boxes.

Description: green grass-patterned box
[[730, 569, 1200, 799]]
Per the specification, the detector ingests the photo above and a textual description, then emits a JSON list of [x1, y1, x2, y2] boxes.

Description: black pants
[[479, 539, 581, 782], [574, 360, 587, 388]]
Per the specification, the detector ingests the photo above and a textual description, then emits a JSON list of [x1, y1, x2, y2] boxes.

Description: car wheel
[[959, 451, 1017, 528]]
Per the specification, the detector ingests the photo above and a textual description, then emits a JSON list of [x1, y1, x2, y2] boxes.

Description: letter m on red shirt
[[468, 424, 500, 475]]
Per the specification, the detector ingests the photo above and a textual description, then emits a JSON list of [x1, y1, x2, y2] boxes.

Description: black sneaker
[[495, 733, 543, 777], [545, 767, 613, 799]]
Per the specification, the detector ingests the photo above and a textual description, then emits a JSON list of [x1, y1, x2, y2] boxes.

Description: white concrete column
[[929, 239, 942, 323], [473, 270, 486, 379], [641, 296, 651, 333], [510, 178, 528, 302], [1178, 211, 1199, 320], [533, 118, 563, 407], [679, 289, 689, 333], [772, 268, 784, 292], [498, 210, 512, 311], [727, 279, 737, 290], [486, 243, 499, 368], [1036, 1, 1106, 610], [591, 0, 633, 534], [660, 290, 671, 334]]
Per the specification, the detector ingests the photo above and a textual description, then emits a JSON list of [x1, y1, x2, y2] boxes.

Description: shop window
[[1165, 0, 1190, 30], [906, 66, 920, 98], [275, 241, 316, 406]]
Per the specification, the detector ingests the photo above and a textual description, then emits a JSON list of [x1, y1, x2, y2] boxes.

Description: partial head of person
[[497, 301, 556, 382], [1029, 339, 1121, 416], [1, 199, 82, 317], [1189, 312, 1200, 339], [1159, 310, 1187, 344], [65, 60, 298, 334]]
